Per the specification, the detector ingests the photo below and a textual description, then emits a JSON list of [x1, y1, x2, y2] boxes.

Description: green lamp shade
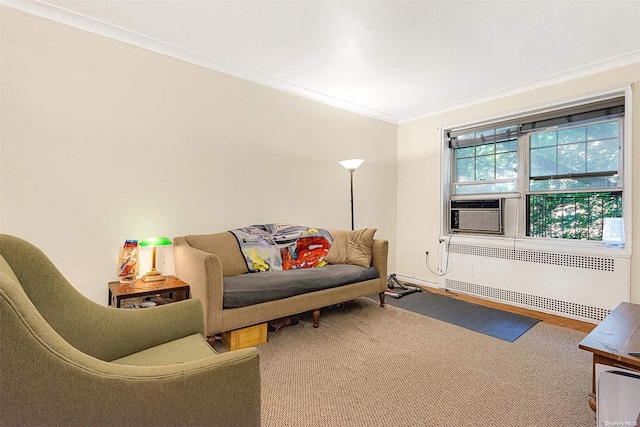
[[139, 237, 172, 247]]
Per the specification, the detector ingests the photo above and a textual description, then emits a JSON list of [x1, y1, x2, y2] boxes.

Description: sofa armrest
[[174, 236, 224, 336], [371, 239, 389, 292]]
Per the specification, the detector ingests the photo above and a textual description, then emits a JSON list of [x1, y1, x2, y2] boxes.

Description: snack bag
[[117, 240, 139, 283]]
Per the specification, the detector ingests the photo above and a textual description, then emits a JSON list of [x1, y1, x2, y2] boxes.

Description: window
[[528, 119, 621, 191], [526, 118, 623, 240], [450, 125, 519, 195], [446, 96, 626, 243], [527, 191, 622, 240]]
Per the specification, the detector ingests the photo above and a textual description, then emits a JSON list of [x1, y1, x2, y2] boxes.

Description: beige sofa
[[174, 229, 388, 337]]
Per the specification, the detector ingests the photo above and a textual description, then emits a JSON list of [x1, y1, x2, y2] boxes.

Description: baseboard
[[391, 274, 438, 289], [392, 273, 596, 332]]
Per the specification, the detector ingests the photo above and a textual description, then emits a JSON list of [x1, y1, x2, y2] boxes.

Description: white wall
[[3, 5, 638, 316], [397, 64, 640, 309], [0, 7, 397, 304]]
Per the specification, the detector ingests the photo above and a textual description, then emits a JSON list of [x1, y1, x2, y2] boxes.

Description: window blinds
[[447, 97, 624, 148]]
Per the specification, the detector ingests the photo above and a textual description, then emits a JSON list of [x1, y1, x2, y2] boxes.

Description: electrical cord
[[513, 197, 519, 250], [425, 234, 453, 276]]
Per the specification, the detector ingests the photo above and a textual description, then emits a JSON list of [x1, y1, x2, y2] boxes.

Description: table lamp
[[139, 237, 172, 282]]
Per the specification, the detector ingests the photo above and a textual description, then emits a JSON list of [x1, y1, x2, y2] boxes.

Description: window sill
[[440, 232, 631, 258]]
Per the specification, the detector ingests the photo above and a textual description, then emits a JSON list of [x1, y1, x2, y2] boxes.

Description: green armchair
[[0, 234, 261, 426]]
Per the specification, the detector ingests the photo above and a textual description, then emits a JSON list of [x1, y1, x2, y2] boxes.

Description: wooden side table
[[579, 301, 640, 411], [108, 276, 190, 308]]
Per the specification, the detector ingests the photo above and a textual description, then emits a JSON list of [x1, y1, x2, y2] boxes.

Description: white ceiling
[[5, 0, 640, 123]]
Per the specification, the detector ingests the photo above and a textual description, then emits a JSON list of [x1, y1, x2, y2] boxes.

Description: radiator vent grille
[[445, 279, 610, 321], [447, 243, 615, 272]]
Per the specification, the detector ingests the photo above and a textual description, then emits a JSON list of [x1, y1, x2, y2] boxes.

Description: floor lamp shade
[[339, 159, 364, 230], [339, 159, 364, 171]]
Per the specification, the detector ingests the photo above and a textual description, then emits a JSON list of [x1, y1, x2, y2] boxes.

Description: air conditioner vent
[[449, 198, 503, 234], [450, 199, 501, 209]]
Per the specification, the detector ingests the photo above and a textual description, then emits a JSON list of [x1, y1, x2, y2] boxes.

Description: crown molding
[[1, 0, 401, 124], [398, 50, 640, 124], [3, 0, 638, 126]]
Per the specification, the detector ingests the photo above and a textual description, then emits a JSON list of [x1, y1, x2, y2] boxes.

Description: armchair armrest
[[37, 296, 207, 363], [96, 299, 206, 361]]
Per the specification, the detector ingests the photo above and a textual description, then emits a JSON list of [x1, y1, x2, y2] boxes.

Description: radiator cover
[[439, 243, 629, 323]]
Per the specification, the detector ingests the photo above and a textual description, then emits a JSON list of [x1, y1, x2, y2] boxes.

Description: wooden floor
[[414, 284, 596, 333]]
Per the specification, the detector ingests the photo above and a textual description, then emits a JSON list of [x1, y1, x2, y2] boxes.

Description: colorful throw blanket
[[230, 224, 333, 272]]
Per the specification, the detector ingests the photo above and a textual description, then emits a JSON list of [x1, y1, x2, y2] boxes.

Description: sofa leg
[[312, 309, 320, 328], [379, 292, 385, 307]]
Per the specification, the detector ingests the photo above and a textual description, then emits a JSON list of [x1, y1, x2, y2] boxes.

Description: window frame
[[524, 117, 623, 195], [520, 115, 624, 242], [451, 133, 519, 196], [441, 86, 632, 254]]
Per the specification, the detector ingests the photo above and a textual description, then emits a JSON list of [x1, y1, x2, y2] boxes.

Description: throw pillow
[[326, 228, 377, 268], [325, 231, 348, 265], [346, 228, 376, 267]]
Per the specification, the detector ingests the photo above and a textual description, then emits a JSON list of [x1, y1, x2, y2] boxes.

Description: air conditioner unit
[[449, 198, 503, 234]]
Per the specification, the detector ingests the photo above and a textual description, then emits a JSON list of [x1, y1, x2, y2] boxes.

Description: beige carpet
[[216, 297, 595, 426]]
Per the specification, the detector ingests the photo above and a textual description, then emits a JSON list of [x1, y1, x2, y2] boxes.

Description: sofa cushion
[[325, 228, 376, 268], [111, 334, 216, 366], [223, 264, 379, 308], [185, 232, 249, 277]]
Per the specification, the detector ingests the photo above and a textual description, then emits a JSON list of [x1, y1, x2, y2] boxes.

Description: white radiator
[[438, 242, 630, 323]]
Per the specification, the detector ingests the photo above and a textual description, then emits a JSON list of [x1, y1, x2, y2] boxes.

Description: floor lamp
[[339, 159, 364, 230]]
